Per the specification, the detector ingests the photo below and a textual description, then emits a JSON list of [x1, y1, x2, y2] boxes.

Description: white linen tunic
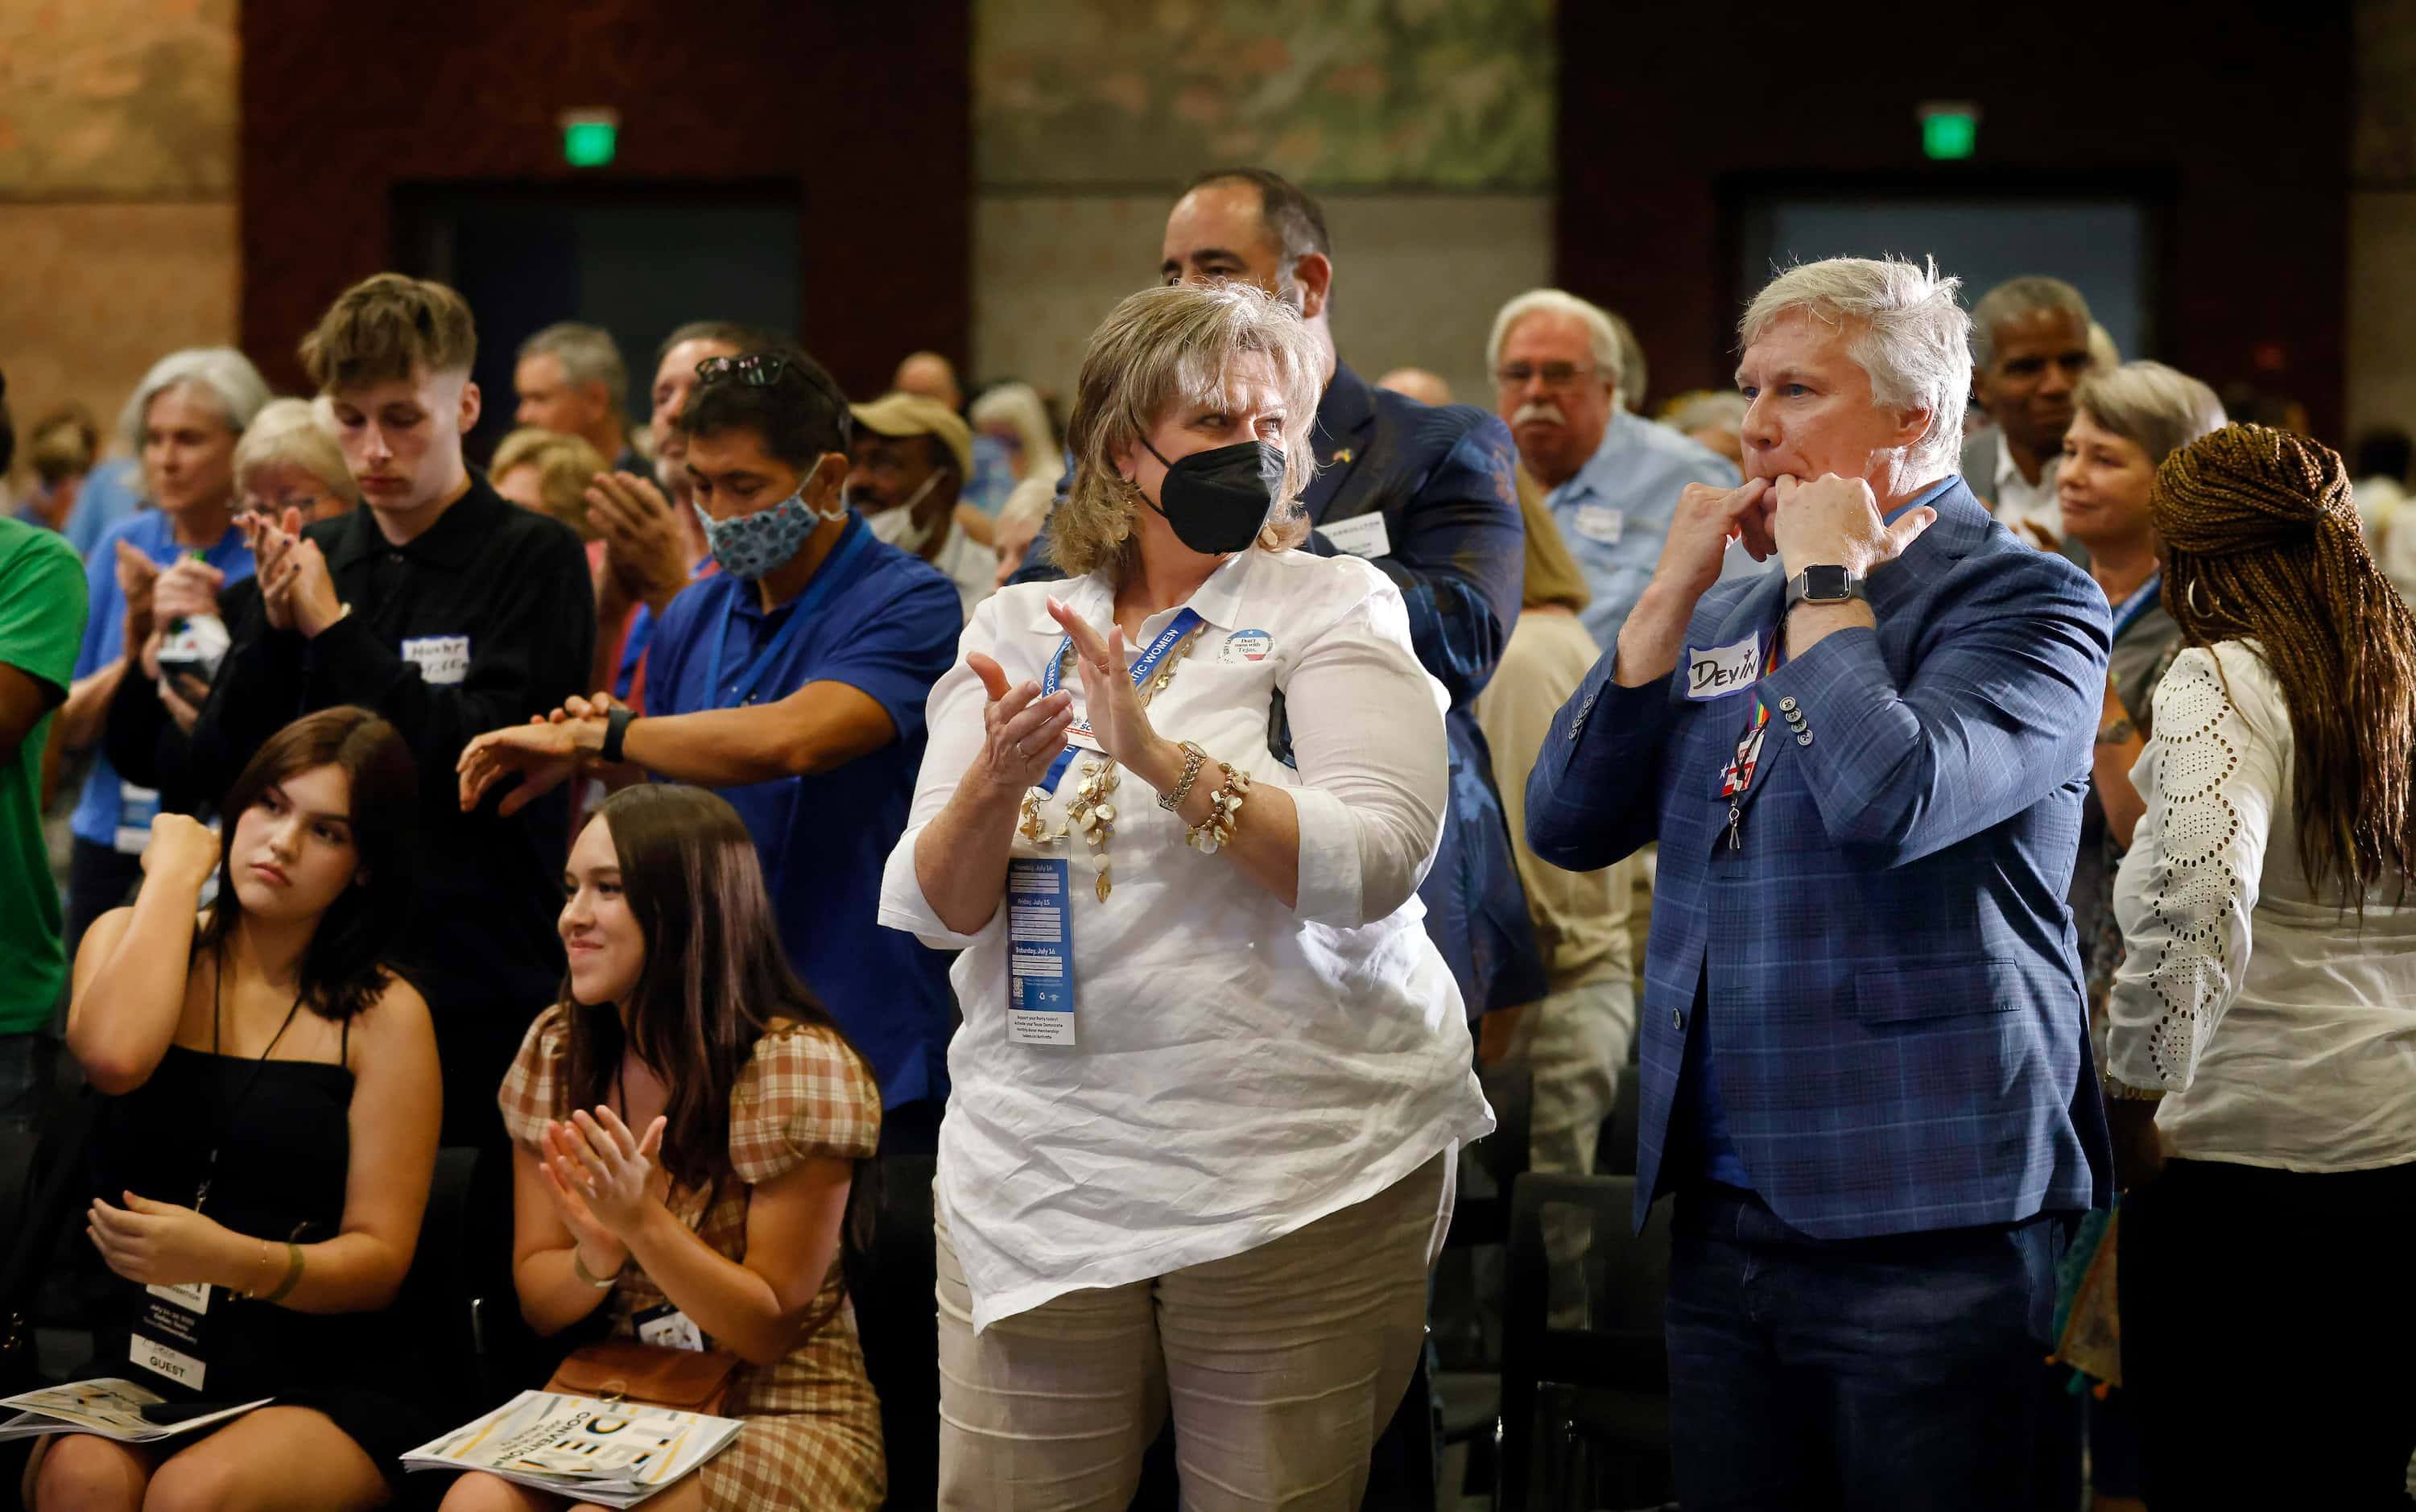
[[878, 546, 1494, 1329]]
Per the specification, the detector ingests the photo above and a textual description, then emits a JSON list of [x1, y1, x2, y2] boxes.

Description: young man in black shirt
[[195, 274, 594, 1146]]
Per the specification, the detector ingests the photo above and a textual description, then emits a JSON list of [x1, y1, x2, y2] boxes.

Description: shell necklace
[[1016, 621, 1207, 903]]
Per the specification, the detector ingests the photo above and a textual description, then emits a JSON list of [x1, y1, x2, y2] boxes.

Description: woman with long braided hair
[[2104, 423, 2416, 1507]]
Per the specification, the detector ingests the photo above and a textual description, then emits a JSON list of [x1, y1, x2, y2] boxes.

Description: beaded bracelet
[[1185, 763, 1252, 854], [1158, 741, 1211, 812]]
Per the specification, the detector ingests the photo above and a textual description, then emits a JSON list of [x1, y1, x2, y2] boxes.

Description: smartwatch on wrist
[[1785, 564, 1867, 613], [601, 705, 635, 765]]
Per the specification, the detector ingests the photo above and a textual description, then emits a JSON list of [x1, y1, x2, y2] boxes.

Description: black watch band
[[601, 705, 635, 765], [1786, 564, 1867, 612]]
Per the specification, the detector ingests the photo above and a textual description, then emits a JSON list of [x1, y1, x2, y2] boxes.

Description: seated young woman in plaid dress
[[441, 784, 884, 1512]]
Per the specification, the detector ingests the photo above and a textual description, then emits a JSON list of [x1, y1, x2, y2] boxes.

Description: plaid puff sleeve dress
[[499, 1008, 886, 1509]]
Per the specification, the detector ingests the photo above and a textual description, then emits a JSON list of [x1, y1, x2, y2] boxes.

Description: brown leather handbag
[[545, 1340, 741, 1416]]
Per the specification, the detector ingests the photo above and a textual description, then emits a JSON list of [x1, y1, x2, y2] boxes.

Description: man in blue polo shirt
[[456, 345, 964, 1151]]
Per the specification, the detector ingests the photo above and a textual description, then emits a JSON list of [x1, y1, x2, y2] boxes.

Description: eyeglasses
[[694, 353, 793, 386], [1494, 361, 1600, 390]]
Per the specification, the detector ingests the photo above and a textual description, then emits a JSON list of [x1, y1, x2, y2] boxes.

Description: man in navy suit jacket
[[1528, 256, 2113, 1510]]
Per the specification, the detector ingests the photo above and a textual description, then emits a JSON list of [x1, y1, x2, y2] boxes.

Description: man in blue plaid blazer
[[1529, 256, 2113, 1510]]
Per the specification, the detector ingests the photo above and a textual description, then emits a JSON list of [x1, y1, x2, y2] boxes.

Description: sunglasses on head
[[694, 353, 794, 387]]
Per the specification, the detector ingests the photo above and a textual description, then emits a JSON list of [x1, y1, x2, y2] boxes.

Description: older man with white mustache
[[1490, 291, 1755, 650]]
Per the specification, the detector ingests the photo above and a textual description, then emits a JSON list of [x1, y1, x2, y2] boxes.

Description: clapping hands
[[242, 507, 342, 636]]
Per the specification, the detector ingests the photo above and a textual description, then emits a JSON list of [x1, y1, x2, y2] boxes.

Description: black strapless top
[[89, 1041, 373, 1403]]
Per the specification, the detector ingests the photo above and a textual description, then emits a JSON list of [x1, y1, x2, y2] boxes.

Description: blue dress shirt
[[643, 518, 964, 1110], [1547, 408, 1752, 651]]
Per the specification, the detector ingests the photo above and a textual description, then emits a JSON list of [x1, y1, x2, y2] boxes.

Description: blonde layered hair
[[233, 399, 355, 506], [492, 427, 609, 537], [1049, 283, 1324, 580], [2074, 361, 2227, 469]]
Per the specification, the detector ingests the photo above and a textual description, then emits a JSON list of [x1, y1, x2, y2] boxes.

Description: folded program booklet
[[0, 1378, 271, 1443], [400, 1390, 742, 1509]]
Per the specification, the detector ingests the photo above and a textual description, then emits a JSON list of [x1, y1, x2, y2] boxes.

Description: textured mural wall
[[975, 0, 1552, 191], [971, 0, 1558, 411], [2351, 0, 2416, 440], [0, 0, 240, 492]]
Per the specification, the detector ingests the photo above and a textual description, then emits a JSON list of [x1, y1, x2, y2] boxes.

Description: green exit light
[[563, 120, 617, 167], [1921, 107, 1978, 161]]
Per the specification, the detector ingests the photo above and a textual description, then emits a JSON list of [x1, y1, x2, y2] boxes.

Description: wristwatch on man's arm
[[1785, 564, 1867, 613]]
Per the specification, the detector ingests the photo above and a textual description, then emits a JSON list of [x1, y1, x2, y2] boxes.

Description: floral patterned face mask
[[692, 485, 844, 580]]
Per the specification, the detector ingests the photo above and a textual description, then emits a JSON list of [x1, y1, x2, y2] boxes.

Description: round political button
[[1222, 629, 1274, 663]]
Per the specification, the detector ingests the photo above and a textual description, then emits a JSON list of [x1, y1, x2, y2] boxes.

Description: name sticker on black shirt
[[402, 635, 470, 685]]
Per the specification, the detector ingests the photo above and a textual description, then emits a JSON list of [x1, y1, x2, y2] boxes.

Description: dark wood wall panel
[[1558, 1, 2352, 440], [240, 0, 970, 399]]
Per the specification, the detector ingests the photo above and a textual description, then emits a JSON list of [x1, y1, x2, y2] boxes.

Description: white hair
[[2088, 320, 2120, 370], [1487, 289, 1623, 399], [1604, 308, 1648, 412], [994, 471, 1057, 540], [968, 381, 1057, 476], [1740, 256, 1970, 478], [1969, 276, 2092, 371], [518, 322, 629, 414], [232, 398, 353, 500], [118, 347, 273, 452]]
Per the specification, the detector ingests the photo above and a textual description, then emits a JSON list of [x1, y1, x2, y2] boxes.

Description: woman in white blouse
[[879, 281, 1490, 1509], [2104, 423, 2416, 1508]]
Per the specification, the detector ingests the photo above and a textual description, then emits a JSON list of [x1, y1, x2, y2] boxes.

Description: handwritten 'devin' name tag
[[1686, 634, 1761, 700]]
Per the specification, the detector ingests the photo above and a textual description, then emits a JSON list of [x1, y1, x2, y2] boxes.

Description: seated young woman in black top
[[34, 705, 441, 1512]]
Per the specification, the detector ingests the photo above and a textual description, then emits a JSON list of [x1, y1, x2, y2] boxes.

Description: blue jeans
[[1664, 1185, 2070, 1512]]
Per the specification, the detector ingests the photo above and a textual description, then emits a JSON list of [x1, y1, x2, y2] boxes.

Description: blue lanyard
[[1033, 607, 1204, 794], [2110, 573, 2162, 643], [704, 516, 871, 709]]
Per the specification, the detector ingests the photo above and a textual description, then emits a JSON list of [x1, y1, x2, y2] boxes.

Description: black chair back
[[853, 1153, 938, 1510], [1497, 1171, 1673, 1510], [392, 1146, 488, 1405], [1447, 1060, 1532, 1250]]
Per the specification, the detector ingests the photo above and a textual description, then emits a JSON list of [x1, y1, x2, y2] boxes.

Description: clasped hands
[[240, 506, 345, 637], [130, 554, 229, 728], [1661, 473, 1939, 599], [585, 471, 692, 613], [456, 688, 627, 816]]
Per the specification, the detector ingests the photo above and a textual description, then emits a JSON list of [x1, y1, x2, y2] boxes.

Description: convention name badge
[[1572, 504, 1625, 544], [1005, 857, 1076, 1047], [1687, 634, 1761, 700], [401, 634, 471, 686], [114, 782, 162, 855], [1315, 512, 1392, 560], [131, 1280, 213, 1390], [634, 1302, 708, 1353]]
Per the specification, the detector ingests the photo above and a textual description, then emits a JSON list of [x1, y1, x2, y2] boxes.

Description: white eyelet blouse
[[2106, 638, 2416, 1171]]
